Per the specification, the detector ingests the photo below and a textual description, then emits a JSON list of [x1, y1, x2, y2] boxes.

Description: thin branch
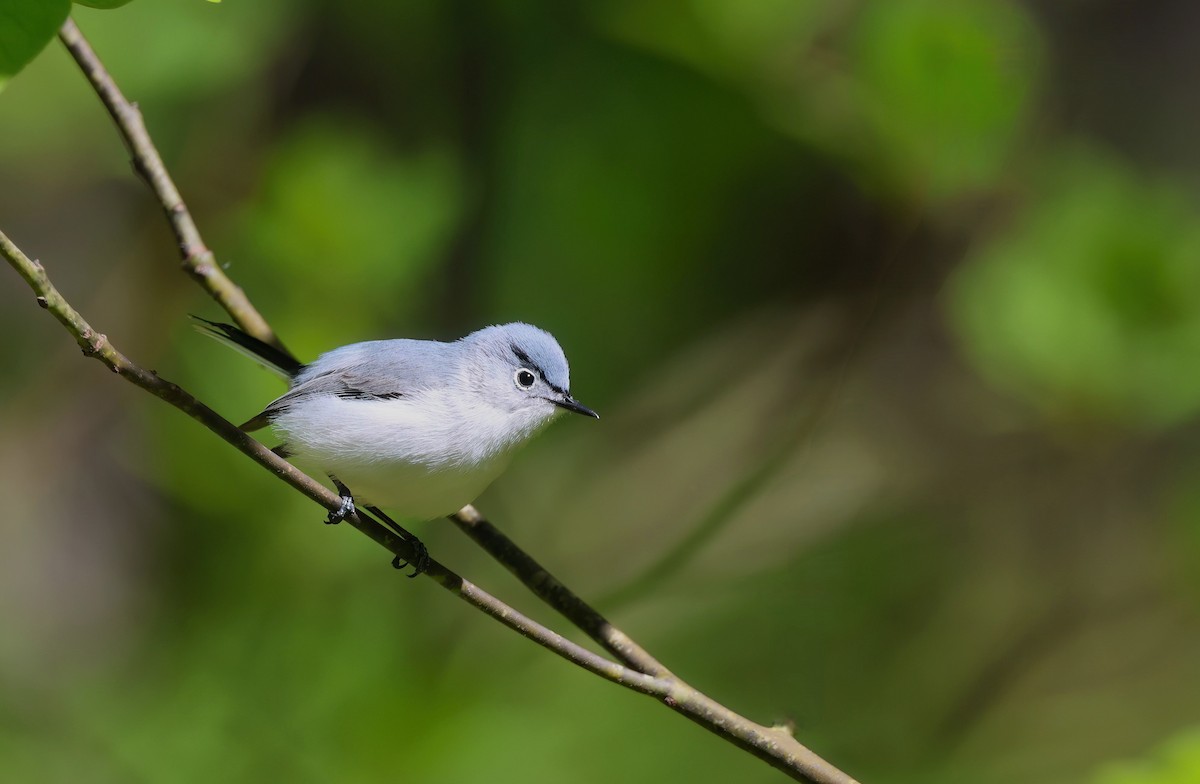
[[451, 505, 673, 678], [2, 229, 858, 784], [50, 18, 861, 784], [57, 18, 284, 353]]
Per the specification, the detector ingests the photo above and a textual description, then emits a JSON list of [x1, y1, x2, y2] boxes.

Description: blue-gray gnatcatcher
[[195, 318, 598, 574]]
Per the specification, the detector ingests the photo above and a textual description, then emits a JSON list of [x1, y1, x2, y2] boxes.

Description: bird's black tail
[[191, 316, 303, 378]]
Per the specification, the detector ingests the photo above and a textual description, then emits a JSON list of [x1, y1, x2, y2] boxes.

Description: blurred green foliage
[[2, 1, 1200, 783], [951, 148, 1200, 428], [851, 0, 1038, 199], [606, 0, 1040, 201], [1094, 729, 1200, 784], [236, 119, 463, 346]]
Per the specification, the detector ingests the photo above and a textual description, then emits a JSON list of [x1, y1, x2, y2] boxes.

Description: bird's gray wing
[[238, 340, 448, 432]]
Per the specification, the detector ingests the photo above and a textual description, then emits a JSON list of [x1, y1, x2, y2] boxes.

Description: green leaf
[[72, 0, 135, 8], [949, 147, 1200, 428], [0, 0, 71, 90], [853, 0, 1041, 199]]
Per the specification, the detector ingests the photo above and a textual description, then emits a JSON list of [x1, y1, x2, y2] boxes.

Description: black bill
[[553, 395, 600, 419]]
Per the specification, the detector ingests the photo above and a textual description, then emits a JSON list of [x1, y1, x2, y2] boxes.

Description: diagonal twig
[[451, 505, 673, 678], [58, 18, 283, 353]]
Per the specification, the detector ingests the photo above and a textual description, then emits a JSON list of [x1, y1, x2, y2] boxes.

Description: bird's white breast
[[270, 389, 554, 520]]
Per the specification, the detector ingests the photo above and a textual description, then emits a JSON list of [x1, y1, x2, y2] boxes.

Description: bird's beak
[[553, 394, 599, 419]]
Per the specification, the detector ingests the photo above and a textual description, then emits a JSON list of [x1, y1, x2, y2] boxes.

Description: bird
[[194, 317, 598, 575]]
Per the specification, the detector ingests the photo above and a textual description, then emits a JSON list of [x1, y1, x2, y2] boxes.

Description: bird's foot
[[392, 538, 430, 578], [365, 504, 430, 578], [325, 493, 355, 525]]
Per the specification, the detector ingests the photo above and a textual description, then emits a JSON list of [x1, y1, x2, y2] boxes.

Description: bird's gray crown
[[464, 322, 572, 394]]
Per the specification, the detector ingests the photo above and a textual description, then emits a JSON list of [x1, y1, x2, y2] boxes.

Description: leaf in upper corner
[[72, 0, 136, 8], [0, 0, 71, 90]]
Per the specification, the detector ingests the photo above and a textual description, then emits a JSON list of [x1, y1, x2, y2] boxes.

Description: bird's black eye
[[515, 369, 537, 388]]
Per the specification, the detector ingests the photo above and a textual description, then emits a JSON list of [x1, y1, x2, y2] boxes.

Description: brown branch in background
[[49, 17, 862, 784]]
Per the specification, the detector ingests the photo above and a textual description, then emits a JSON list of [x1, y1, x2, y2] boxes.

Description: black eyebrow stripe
[[511, 344, 533, 365], [511, 343, 567, 395], [511, 344, 548, 381]]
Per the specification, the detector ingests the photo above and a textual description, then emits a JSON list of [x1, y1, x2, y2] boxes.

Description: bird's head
[[461, 323, 598, 434]]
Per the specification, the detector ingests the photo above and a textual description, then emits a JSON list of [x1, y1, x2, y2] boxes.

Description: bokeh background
[[2, 1, 1200, 782]]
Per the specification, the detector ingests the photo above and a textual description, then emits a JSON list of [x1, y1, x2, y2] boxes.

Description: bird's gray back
[[256, 339, 462, 423], [300, 339, 458, 387]]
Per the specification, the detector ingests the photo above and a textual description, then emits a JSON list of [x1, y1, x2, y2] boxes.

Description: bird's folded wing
[[239, 367, 413, 432], [238, 340, 452, 432]]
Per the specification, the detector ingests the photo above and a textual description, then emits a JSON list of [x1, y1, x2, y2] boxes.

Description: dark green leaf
[[72, 0, 135, 8], [0, 0, 71, 89]]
